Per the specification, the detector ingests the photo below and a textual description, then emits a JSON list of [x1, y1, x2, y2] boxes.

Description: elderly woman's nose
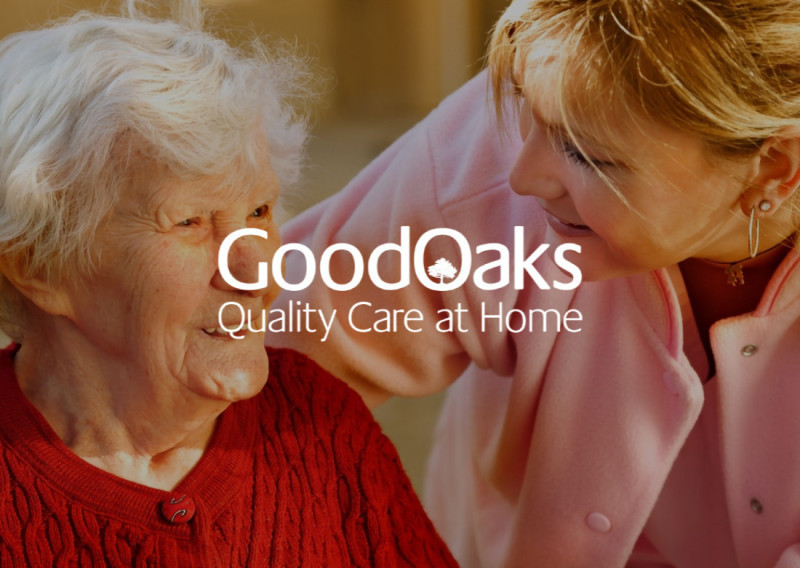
[[211, 233, 273, 295]]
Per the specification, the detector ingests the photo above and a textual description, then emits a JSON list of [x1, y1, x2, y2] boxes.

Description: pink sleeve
[[267, 71, 544, 405]]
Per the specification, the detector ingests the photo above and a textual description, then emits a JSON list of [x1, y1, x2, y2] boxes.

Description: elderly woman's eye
[[176, 217, 201, 227], [250, 204, 270, 218]]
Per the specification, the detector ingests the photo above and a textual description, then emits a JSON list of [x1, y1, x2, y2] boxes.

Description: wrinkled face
[[509, 49, 756, 281], [60, 161, 282, 403]]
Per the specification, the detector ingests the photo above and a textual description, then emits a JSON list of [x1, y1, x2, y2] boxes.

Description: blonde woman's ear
[[740, 130, 800, 217]]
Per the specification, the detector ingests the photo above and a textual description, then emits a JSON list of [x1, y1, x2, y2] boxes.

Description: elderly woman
[[0, 2, 457, 566]]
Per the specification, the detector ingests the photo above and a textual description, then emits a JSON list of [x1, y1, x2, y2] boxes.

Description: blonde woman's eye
[[561, 141, 594, 169], [250, 204, 270, 218], [561, 140, 616, 170]]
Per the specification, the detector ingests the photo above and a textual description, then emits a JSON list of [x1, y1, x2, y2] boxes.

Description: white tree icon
[[427, 258, 458, 284]]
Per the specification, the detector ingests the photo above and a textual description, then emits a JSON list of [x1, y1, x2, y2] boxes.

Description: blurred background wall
[[0, 0, 509, 493]]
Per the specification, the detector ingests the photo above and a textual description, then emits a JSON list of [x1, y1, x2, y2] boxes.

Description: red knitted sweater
[[0, 346, 457, 567]]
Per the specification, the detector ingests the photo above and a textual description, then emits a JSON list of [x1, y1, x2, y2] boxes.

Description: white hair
[[0, 0, 314, 339]]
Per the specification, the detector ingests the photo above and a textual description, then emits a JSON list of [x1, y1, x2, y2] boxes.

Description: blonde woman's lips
[[543, 209, 594, 237]]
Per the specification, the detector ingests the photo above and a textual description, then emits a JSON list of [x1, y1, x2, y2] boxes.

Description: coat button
[[161, 494, 196, 524], [586, 512, 612, 533], [750, 498, 764, 514], [741, 344, 758, 357]]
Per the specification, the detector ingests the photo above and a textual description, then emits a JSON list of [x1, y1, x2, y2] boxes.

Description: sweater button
[[750, 498, 764, 514], [741, 344, 758, 357], [161, 494, 196, 524], [586, 512, 612, 533]]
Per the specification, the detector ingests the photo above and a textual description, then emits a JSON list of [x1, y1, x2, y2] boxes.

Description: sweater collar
[[0, 347, 258, 534]]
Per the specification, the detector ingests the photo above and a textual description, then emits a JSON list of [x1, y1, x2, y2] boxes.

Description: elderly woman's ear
[[0, 257, 73, 318], [740, 130, 800, 217]]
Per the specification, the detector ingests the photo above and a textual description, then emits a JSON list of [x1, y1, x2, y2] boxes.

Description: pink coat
[[269, 71, 800, 567]]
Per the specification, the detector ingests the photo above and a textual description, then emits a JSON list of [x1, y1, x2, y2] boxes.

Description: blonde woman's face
[[509, 59, 755, 281]]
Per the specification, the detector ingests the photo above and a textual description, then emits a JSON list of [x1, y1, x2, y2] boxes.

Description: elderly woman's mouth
[[204, 311, 266, 338], [202, 327, 233, 337], [202, 326, 261, 339]]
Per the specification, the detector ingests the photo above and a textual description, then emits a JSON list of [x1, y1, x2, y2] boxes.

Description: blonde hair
[[0, 0, 315, 339], [488, 0, 800, 160]]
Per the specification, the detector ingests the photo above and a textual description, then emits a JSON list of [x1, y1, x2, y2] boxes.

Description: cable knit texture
[[0, 346, 457, 567]]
